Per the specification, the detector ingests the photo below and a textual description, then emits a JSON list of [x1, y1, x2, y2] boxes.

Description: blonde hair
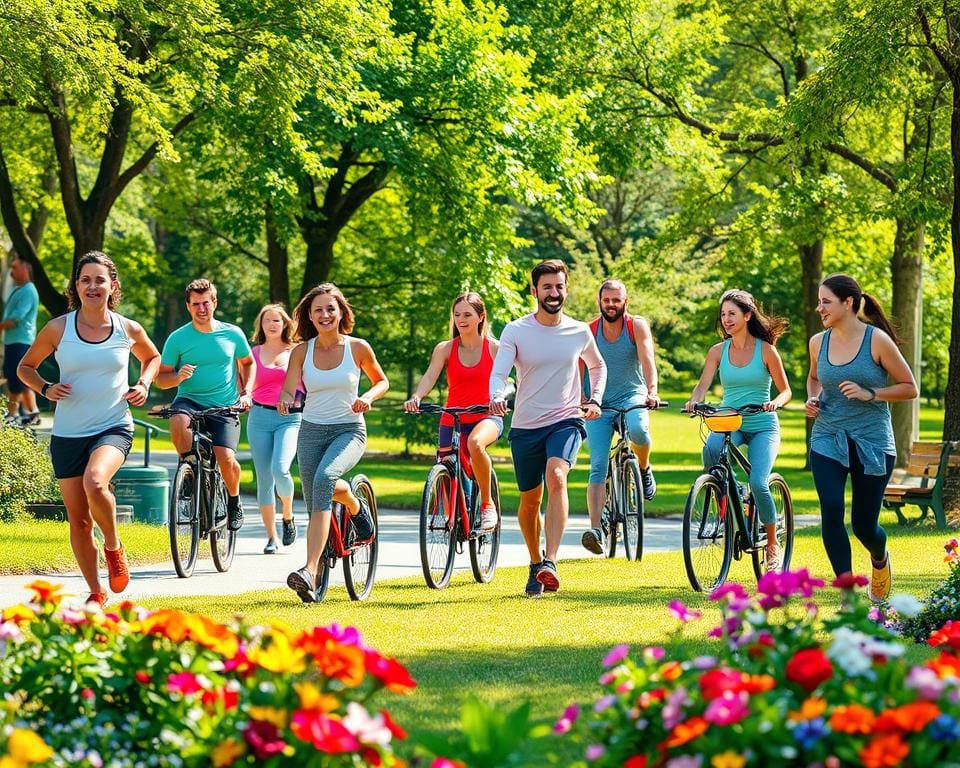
[[251, 303, 295, 345]]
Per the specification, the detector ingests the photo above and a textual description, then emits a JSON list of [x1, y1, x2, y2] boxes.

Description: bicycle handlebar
[[148, 404, 245, 420], [601, 401, 669, 413], [686, 403, 777, 417], [412, 403, 492, 416]]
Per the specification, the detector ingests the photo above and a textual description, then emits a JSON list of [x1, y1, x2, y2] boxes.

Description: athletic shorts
[[508, 418, 585, 493], [2, 343, 29, 394], [171, 397, 241, 452], [49, 424, 134, 479]]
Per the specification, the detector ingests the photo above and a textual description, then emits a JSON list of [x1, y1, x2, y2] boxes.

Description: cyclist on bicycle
[[155, 279, 254, 532], [490, 260, 606, 596], [581, 279, 660, 555], [684, 289, 792, 572], [278, 283, 388, 603], [404, 292, 502, 533]]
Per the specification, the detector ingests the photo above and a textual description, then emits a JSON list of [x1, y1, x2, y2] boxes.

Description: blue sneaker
[[351, 498, 375, 541], [536, 558, 560, 592], [640, 466, 657, 501], [525, 563, 544, 597]]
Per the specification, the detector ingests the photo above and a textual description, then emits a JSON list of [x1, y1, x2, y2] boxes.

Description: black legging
[[810, 440, 895, 576]]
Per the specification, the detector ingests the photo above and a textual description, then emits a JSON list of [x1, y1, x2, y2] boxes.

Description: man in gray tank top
[[581, 280, 660, 554]]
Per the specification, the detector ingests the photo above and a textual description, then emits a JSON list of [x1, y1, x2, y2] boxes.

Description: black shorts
[[2, 343, 30, 394], [49, 425, 134, 479], [171, 397, 241, 451]]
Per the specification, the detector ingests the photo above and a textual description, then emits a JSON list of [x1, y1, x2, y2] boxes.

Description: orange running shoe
[[85, 592, 107, 608], [104, 544, 129, 594]]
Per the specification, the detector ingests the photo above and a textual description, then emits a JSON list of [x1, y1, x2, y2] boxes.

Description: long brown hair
[[715, 289, 788, 345], [293, 283, 355, 340], [67, 251, 121, 311], [251, 303, 295, 345], [449, 292, 489, 338], [820, 273, 900, 343]]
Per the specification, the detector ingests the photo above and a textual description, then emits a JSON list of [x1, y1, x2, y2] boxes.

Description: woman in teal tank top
[[805, 274, 918, 601], [685, 289, 793, 572]]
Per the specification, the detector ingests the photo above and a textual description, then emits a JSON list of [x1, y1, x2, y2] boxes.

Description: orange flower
[[137, 609, 238, 657], [859, 733, 909, 768], [659, 661, 683, 681], [928, 651, 960, 679], [294, 682, 340, 713], [662, 716, 709, 749], [25, 579, 66, 606], [874, 702, 941, 733], [2, 604, 36, 624], [829, 704, 875, 734], [743, 673, 775, 694], [297, 629, 367, 687], [789, 697, 827, 722]]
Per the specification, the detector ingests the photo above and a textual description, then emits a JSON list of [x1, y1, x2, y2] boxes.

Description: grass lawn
[[147, 518, 952, 764], [132, 397, 947, 518]]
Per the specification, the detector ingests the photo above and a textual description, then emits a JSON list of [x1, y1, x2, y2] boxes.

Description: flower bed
[[564, 567, 960, 768], [0, 581, 415, 767]]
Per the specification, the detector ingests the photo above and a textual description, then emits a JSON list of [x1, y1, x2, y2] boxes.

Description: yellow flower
[[249, 630, 306, 674], [789, 696, 828, 722], [211, 738, 245, 768], [711, 752, 746, 768], [7, 729, 54, 763], [1, 605, 36, 625], [294, 681, 339, 713], [248, 706, 288, 728]]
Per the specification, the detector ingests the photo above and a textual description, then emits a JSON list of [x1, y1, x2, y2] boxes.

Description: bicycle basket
[[704, 413, 742, 433]]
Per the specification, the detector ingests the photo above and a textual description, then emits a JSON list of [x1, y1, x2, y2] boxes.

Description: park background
[[2, 1, 960, 765]]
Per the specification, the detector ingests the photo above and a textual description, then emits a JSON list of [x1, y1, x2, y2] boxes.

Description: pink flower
[[905, 666, 946, 700], [585, 744, 605, 761], [644, 646, 666, 662], [945, 538, 958, 553], [668, 600, 702, 623], [704, 690, 749, 725], [167, 672, 204, 695], [244, 720, 287, 759], [593, 694, 617, 713], [710, 583, 748, 602], [603, 644, 630, 667], [662, 686, 691, 730], [554, 703, 580, 734]]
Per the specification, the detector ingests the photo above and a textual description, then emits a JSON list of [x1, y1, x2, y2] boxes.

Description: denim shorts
[[49, 424, 134, 479], [171, 397, 241, 451], [508, 418, 585, 492]]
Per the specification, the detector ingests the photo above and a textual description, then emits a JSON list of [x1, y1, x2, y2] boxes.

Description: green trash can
[[113, 465, 169, 524]]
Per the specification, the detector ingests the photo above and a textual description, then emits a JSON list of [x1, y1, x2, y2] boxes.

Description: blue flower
[[792, 717, 828, 749], [928, 714, 960, 742]]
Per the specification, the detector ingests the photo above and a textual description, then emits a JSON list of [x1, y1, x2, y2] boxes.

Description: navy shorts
[[50, 425, 134, 479], [508, 418, 585, 493], [2, 343, 29, 394], [437, 416, 504, 449], [171, 397, 241, 451]]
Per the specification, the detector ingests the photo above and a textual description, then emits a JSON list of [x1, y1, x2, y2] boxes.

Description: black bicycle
[[410, 403, 501, 589], [682, 403, 794, 592], [598, 402, 668, 561], [149, 405, 241, 578]]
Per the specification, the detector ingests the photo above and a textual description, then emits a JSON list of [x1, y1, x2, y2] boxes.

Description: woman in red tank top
[[404, 292, 503, 532]]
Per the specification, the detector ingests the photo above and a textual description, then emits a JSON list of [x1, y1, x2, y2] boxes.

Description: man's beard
[[601, 306, 625, 323], [539, 296, 565, 315]]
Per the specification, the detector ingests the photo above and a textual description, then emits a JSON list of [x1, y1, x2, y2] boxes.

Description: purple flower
[[603, 644, 630, 667], [668, 600, 702, 623], [593, 694, 617, 713], [692, 656, 718, 670], [585, 744, 605, 761], [553, 703, 580, 734], [665, 757, 703, 768], [662, 686, 691, 730], [906, 666, 945, 700]]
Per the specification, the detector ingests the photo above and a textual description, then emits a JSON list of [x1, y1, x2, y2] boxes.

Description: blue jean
[[584, 406, 651, 483], [703, 427, 780, 524], [247, 405, 301, 505]]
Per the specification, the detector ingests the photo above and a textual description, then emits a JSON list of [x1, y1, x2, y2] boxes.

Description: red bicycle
[[411, 403, 501, 589]]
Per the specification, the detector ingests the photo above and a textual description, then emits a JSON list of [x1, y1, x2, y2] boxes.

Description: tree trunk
[[298, 220, 335, 299], [943, 84, 960, 444], [890, 217, 924, 466], [265, 205, 290, 307]]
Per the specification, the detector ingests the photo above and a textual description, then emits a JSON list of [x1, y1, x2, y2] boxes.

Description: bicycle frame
[[603, 409, 636, 530], [706, 435, 762, 553], [323, 505, 366, 560]]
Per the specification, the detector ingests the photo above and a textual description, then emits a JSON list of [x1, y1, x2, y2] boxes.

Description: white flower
[[888, 593, 923, 618], [342, 702, 392, 746]]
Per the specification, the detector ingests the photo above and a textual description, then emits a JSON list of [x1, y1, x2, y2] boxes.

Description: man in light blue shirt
[[1, 256, 40, 425]]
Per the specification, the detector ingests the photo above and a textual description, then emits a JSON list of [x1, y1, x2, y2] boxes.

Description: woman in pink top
[[247, 304, 302, 554]]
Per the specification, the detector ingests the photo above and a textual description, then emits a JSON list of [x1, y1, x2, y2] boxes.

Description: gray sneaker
[[287, 567, 317, 603], [640, 466, 657, 501], [263, 538, 278, 555], [281, 517, 297, 547], [581, 527, 605, 555]]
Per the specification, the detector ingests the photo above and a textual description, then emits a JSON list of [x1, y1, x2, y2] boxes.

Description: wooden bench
[[883, 441, 960, 530]]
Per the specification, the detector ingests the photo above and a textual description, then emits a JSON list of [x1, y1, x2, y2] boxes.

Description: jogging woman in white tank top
[[277, 283, 389, 603], [17, 252, 160, 607]]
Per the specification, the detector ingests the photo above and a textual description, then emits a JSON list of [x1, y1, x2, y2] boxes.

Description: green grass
[[134, 398, 947, 517], [0, 521, 171, 575], [146, 519, 950, 764]]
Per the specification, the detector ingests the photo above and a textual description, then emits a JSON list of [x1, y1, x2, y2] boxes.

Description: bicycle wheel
[[603, 471, 618, 558], [622, 460, 644, 562], [419, 465, 456, 589], [682, 473, 733, 592], [749, 474, 796, 579], [470, 470, 500, 583], [210, 472, 236, 572], [344, 475, 379, 601], [169, 460, 200, 578]]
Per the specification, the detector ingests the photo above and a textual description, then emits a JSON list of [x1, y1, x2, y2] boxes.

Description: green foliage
[[0, 407, 59, 520], [902, 538, 960, 643]]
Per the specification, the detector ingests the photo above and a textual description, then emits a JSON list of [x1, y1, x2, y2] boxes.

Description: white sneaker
[[765, 545, 782, 573], [479, 504, 499, 533]]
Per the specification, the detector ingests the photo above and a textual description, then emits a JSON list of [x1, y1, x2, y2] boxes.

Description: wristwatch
[[41, 382, 51, 397]]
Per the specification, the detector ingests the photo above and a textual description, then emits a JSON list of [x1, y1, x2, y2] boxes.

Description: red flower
[[291, 709, 359, 753], [699, 668, 745, 701], [785, 648, 833, 692], [134, 671, 151, 685], [380, 709, 407, 740], [832, 572, 869, 589], [244, 720, 288, 760], [928, 620, 960, 651], [874, 702, 941, 733], [624, 756, 648, 768], [364, 651, 417, 693]]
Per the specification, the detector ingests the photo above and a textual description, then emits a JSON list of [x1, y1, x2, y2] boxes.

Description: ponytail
[[860, 292, 900, 344], [821, 273, 900, 343]]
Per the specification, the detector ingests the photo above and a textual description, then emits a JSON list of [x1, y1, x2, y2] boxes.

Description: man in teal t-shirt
[[1, 256, 41, 425], [157, 278, 254, 531]]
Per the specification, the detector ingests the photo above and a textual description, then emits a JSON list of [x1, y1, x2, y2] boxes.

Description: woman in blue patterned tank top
[[805, 274, 918, 601], [685, 289, 793, 572]]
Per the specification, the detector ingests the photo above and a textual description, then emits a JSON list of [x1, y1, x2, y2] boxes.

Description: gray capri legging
[[297, 420, 367, 514]]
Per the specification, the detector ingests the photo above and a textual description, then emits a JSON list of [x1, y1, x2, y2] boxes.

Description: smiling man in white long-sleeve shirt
[[490, 259, 607, 596]]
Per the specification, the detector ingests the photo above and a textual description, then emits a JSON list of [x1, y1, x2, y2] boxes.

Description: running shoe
[[869, 553, 892, 602], [227, 499, 244, 531], [85, 592, 107, 608], [640, 466, 657, 501], [536, 558, 560, 592], [104, 543, 129, 593], [287, 567, 317, 603], [525, 563, 544, 597], [352, 499, 375, 541], [765, 545, 782, 574], [282, 517, 297, 546], [263, 538, 278, 554], [581, 527, 605, 555], [20, 411, 41, 427], [479, 503, 499, 533]]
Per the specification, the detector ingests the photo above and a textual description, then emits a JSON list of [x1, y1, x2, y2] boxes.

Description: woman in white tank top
[[277, 283, 389, 602], [17, 252, 161, 607]]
